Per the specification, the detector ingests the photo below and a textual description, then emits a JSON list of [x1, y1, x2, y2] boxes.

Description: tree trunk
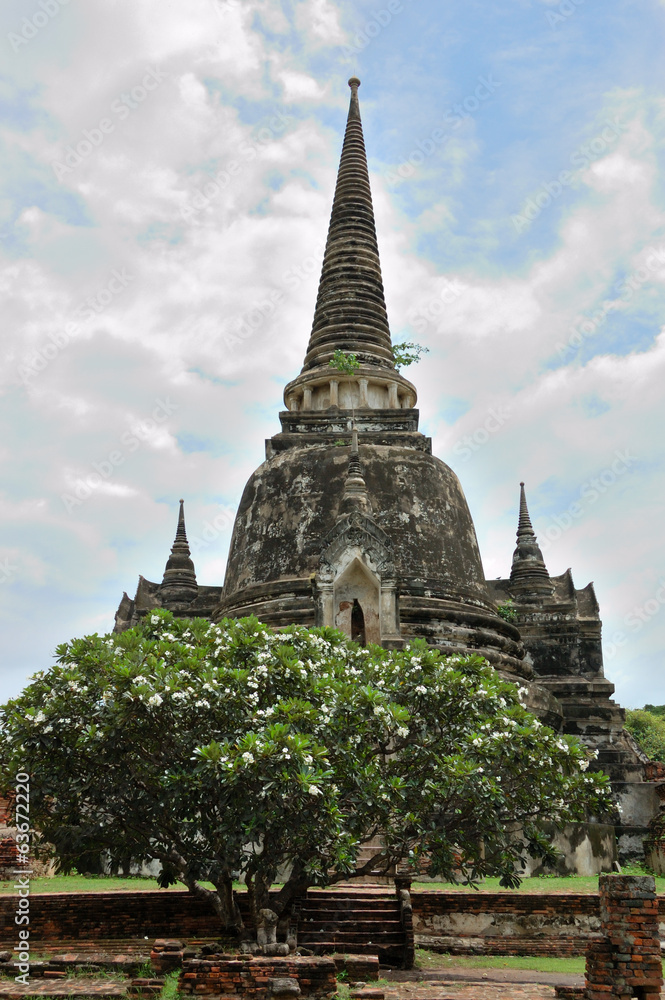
[[182, 873, 242, 937]]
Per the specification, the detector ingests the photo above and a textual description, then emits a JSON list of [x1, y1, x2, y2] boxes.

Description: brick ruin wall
[[584, 874, 663, 999], [178, 956, 337, 998], [0, 890, 220, 943], [0, 889, 664, 958]]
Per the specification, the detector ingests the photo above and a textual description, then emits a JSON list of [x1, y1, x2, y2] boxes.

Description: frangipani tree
[[0, 613, 610, 950]]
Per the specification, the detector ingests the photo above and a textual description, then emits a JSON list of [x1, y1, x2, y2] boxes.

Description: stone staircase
[[297, 889, 407, 967]]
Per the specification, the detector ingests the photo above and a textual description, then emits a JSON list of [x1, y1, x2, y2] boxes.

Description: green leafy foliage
[[625, 708, 665, 762], [496, 600, 518, 623], [391, 341, 429, 370], [328, 350, 360, 375], [0, 614, 610, 942]]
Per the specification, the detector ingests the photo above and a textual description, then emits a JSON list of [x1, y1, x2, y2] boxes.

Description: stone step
[[304, 941, 401, 953], [302, 899, 399, 919], [298, 889, 407, 967], [301, 913, 400, 925], [299, 931, 405, 945], [301, 912, 401, 924], [595, 749, 640, 763], [304, 944, 403, 962], [303, 896, 398, 907], [306, 892, 395, 899]]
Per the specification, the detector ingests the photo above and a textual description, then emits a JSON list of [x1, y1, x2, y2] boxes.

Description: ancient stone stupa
[[116, 78, 659, 868]]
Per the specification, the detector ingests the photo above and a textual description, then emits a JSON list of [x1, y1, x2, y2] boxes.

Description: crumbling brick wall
[[585, 874, 663, 999]]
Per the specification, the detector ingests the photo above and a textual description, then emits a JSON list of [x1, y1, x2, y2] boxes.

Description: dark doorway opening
[[351, 598, 366, 645]]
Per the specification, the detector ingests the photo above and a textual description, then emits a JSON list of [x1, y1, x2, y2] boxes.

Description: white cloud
[[279, 70, 328, 102], [294, 0, 346, 44]]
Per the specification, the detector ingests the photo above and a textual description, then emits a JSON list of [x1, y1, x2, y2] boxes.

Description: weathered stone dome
[[223, 444, 484, 599], [217, 434, 527, 677]]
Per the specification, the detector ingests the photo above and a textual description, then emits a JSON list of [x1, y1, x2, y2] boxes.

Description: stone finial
[[509, 483, 553, 598], [347, 77, 361, 121], [161, 500, 198, 602], [300, 77, 395, 373]]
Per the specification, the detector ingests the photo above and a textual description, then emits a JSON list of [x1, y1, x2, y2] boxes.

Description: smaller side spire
[[161, 500, 198, 603], [509, 483, 553, 598], [339, 422, 372, 516]]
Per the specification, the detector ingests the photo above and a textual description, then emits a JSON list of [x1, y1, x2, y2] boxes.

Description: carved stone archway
[[316, 511, 401, 646]]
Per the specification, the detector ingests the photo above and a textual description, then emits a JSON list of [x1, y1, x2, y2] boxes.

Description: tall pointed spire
[[301, 78, 394, 372], [282, 77, 418, 416], [161, 500, 198, 602], [517, 481, 534, 535], [510, 483, 553, 597]]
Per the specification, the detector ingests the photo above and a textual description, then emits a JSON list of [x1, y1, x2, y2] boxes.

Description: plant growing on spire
[[329, 350, 360, 375], [497, 599, 518, 623], [392, 341, 429, 370]]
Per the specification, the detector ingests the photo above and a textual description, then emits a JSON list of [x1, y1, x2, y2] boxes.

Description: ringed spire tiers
[[303, 77, 393, 370], [161, 499, 198, 602], [284, 79, 417, 416], [510, 483, 553, 598]]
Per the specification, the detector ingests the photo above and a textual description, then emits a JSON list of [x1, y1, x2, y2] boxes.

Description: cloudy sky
[[2, 0, 665, 709]]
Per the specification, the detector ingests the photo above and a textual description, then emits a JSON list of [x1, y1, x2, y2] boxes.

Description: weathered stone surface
[[269, 977, 300, 996], [330, 955, 379, 982], [216, 440, 527, 677]]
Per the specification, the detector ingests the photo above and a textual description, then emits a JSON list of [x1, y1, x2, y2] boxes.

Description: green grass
[[415, 947, 584, 975], [411, 870, 665, 894], [0, 875, 216, 894], [411, 876, 598, 893], [3, 870, 665, 896], [160, 970, 182, 1000], [65, 967, 128, 980]]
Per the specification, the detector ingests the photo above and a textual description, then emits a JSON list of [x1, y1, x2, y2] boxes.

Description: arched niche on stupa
[[316, 512, 400, 645], [333, 556, 380, 645]]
